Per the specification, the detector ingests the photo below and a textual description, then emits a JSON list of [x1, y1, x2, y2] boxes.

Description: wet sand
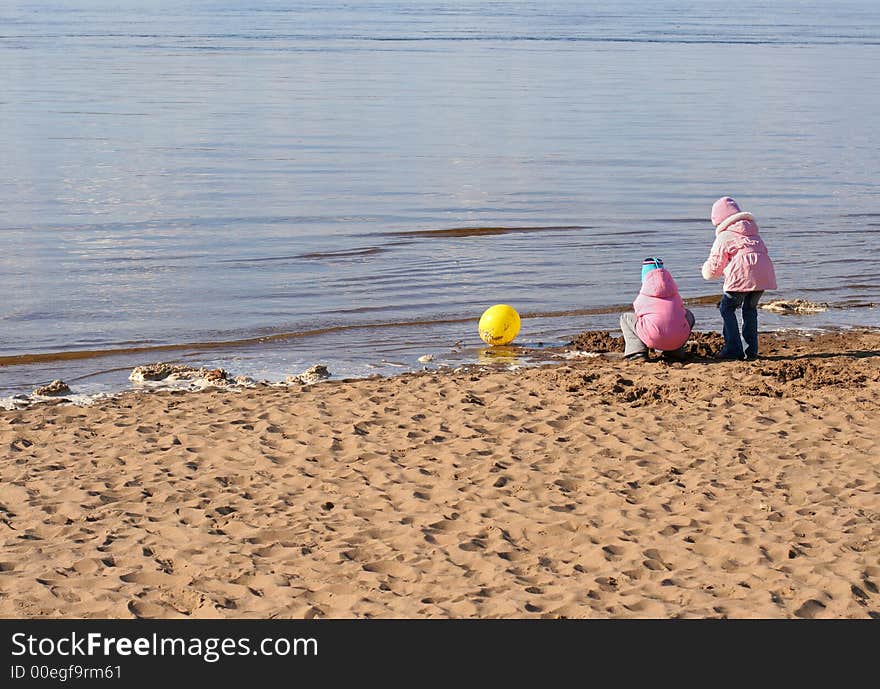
[[1, 329, 879, 618]]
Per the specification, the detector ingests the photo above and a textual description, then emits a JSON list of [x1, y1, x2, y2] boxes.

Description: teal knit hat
[[641, 257, 663, 282]]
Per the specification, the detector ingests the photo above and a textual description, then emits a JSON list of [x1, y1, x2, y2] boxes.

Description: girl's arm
[[701, 235, 729, 280], [633, 292, 650, 318]]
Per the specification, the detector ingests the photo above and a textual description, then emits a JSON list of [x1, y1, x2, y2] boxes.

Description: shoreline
[[1, 296, 874, 399], [3, 321, 878, 410], [1, 328, 879, 618], [1, 294, 853, 369]]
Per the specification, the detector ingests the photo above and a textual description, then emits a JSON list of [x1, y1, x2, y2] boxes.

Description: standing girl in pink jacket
[[702, 197, 777, 360]]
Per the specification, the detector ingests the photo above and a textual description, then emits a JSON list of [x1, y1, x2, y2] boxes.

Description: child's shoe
[[660, 348, 687, 362]]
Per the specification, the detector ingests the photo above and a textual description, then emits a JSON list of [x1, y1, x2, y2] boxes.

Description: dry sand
[[1, 329, 879, 619]]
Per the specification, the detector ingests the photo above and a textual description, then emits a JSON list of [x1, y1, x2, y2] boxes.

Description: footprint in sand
[[602, 544, 624, 561], [120, 571, 188, 586], [128, 600, 174, 619], [458, 538, 487, 552], [361, 560, 408, 577], [793, 599, 827, 618]]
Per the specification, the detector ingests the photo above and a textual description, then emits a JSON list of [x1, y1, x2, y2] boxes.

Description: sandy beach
[[1, 328, 879, 619]]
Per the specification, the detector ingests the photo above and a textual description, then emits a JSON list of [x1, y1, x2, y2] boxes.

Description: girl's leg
[[718, 292, 745, 359], [742, 291, 764, 359], [619, 313, 648, 358]]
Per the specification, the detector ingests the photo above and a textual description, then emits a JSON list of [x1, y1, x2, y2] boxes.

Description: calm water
[[2, 0, 880, 395]]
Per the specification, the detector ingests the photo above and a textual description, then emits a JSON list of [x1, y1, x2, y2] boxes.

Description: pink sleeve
[[702, 234, 729, 280]]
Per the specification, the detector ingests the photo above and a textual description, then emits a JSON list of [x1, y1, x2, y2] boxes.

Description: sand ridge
[[1, 330, 879, 618]]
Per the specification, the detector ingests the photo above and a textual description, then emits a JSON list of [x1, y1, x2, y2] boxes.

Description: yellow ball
[[478, 304, 521, 346]]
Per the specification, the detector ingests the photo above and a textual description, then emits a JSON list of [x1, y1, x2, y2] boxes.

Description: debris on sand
[[33, 379, 71, 396], [166, 367, 225, 383], [685, 332, 727, 358], [130, 363, 231, 385], [567, 331, 624, 353], [561, 351, 602, 360], [130, 363, 200, 383], [760, 299, 829, 315], [200, 368, 228, 384], [287, 365, 331, 385]]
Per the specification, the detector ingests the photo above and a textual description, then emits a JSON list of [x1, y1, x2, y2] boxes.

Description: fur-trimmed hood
[[711, 196, 742, 226], [715, 211, 757, 236]]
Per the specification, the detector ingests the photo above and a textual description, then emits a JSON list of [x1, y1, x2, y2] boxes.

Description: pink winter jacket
[[633, 268, 692, 351], [702, 210, 777, 292]]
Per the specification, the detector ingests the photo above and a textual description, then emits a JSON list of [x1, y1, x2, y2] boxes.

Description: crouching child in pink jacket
[[701, 196, 777, 360], [620, 257, 695, 361]]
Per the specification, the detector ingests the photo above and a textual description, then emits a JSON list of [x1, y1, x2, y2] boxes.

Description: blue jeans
[[719, 291, 763, 359]]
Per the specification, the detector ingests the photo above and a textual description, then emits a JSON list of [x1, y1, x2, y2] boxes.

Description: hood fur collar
[[716, 211, 754, 234]]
